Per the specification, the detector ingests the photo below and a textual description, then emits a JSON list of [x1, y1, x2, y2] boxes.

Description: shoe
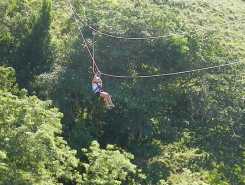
[[107, 104, 115, 109]]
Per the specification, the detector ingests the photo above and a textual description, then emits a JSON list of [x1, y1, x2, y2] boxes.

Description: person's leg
[[106, 94, 114, 106], [100, 92, 110, 106], [100, 92, 114, 108]]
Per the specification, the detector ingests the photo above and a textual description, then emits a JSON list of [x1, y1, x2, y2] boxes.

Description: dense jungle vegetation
[[0, 0, 245, 184]]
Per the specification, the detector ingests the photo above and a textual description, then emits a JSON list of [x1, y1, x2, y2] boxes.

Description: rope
[[69, 1, 100, 74], [92, 31, 97, 73], [92, 31, 95, 60]]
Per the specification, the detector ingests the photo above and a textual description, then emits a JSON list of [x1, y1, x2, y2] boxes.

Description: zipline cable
[[78, 3, 245, 40], [80, 6, 221, 39], [69, 1, 245, 79], [86, 24, 186, 40], [71, 2, 187, 40], [101, 60, 244, 78]]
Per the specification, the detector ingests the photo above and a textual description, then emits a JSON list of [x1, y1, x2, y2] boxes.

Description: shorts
[[95, 91, 101, 96], [95, 89, 104, 97]]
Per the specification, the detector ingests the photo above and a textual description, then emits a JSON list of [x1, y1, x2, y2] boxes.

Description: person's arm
[[92, 74, 102, 84]]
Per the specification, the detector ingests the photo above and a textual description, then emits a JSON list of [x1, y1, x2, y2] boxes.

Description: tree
[[0, 67, 81, 185], [0, 0, 53, 90], [80, 141, 145, 185]]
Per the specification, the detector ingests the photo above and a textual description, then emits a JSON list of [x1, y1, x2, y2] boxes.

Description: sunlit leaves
[[0, 67, 80, 185], [81, 141, 145, 185]]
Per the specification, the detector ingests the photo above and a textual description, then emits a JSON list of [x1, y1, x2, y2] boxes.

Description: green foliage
[[165, 169, 209, 185], [1, 0, 245, 185], [0, 66, 16, 91], [0, 67, 81, 185], [0, 0, 53, 89], [143, 134, 209, 184], [80, 141, 145, 185]]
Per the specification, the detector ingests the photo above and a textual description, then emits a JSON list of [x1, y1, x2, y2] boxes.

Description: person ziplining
[[68, 1, 244, 109], [92, 72, 115, 109], [90, 31, 115, 109]]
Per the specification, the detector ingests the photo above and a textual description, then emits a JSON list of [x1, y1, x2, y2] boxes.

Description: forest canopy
[[0, 0, 245, 185]]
